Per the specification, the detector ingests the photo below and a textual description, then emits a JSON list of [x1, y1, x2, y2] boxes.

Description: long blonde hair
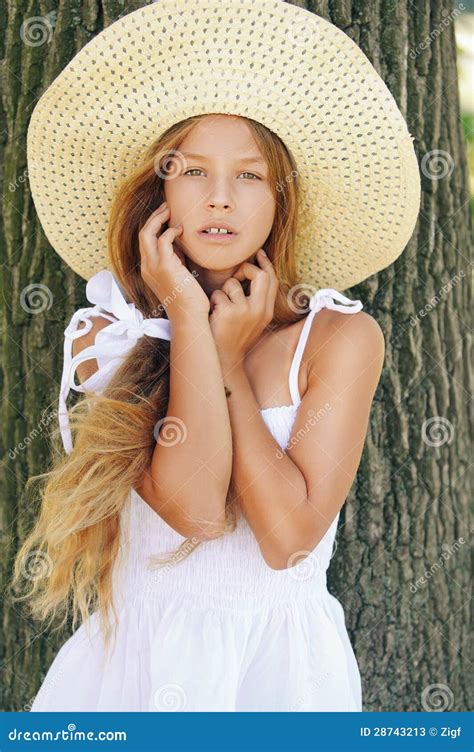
[[10, 114, 305, 652]]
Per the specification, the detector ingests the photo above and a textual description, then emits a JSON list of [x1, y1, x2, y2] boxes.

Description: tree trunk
[[1, 0, 471, 712]]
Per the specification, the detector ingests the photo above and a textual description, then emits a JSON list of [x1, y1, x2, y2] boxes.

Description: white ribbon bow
[[58, 270, 171, 454], [309, 288, 364, 314]]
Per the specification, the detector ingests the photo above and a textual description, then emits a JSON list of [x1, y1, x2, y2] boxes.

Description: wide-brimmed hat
[[26, 0, 421, 291]]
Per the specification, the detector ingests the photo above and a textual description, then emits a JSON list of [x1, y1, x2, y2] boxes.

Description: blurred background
[[455, 1, 474, 222]]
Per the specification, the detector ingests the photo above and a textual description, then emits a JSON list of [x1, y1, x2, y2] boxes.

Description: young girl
[[14, 0, 420, 713]]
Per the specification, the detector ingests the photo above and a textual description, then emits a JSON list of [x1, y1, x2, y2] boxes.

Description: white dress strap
[[59, 270, 171, 455], [288, 288, 363, 406]]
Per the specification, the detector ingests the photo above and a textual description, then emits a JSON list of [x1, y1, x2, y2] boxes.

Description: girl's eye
[[183, 169, 260, 180]]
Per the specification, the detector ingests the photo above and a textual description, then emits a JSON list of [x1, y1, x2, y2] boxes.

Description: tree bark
[[1, 0, 471, 712]]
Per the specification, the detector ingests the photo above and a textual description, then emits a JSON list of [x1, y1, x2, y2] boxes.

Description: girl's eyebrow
[[181, 151, 266, 165]]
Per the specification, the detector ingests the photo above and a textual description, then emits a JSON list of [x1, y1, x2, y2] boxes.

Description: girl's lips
[[197, 231, 239, 242]]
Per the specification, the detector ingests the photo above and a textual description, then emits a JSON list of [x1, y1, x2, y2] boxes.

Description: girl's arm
[[137, 310, 233, 540], [221, 310, 384, 569], [73, 312, 233, 541]]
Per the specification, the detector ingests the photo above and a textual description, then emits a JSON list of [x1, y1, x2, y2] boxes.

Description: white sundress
[[30, 270, 364, 712]]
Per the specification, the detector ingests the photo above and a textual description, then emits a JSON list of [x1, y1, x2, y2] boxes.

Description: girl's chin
[[177, 238, 256, 270]]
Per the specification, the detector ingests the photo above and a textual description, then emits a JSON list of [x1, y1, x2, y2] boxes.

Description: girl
[[14, 0, 420, 713]]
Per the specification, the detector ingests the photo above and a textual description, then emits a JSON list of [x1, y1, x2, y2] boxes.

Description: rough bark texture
[[1, 0, 471, 712]]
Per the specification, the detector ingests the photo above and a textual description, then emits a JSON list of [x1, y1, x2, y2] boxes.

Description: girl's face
[[163, 115, 276, 271]]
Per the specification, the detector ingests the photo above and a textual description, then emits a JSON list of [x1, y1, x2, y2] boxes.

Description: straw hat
[[26, 0, 421, 291]]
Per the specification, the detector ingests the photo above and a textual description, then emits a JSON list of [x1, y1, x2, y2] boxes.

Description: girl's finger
[[221, 277, 246, 303], [140, 205, 169, 234], [173, 243, 187, 266], [146, 225, 183, 261], [157, 224, 183, 245], [256, 251, 279, 317], [232, 259, 268, 303], [231, 260, 264, 281], [256, 249, 279, 291], [209, 289, 230, 311]]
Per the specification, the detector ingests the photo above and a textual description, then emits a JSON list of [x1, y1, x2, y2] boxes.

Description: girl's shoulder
[[306, 307, 384, 383]]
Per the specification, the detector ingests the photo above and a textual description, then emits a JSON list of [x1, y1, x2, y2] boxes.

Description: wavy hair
[[10, 113, 305, 653]]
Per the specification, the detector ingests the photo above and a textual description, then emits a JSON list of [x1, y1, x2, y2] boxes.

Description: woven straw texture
[[26, 0, 421, 290]]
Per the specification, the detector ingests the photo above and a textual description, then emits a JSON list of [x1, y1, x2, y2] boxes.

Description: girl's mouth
[[197, 230, 238, 243]]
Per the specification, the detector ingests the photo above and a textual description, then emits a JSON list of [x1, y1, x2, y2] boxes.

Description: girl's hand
[[139, 201, 210, 320], [209, 249, 279, 369]]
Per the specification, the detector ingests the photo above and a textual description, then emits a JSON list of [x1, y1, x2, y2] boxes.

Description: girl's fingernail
[[260, 249, 267, 256]]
